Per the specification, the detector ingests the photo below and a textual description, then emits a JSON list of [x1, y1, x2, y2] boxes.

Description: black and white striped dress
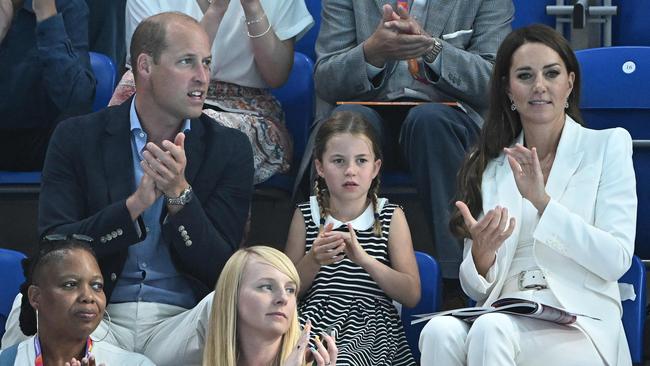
[[297, 197, 416, 366]]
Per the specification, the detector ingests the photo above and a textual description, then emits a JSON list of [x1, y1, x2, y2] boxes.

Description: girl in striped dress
[[285, 111, 420, 365]]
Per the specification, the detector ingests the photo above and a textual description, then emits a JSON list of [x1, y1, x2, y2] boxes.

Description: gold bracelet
[[245, 13, 266, 25], [247, 22, 272, 38]]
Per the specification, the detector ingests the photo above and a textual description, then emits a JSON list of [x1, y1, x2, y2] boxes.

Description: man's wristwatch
[[166, 186, 193, 206], [423, 37, 443, 64]]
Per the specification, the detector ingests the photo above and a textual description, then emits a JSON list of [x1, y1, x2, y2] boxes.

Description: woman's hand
[[308, 332, 338, 366], [0, 0, 13, 44], [208, 0, 229, 14], [456, 201, 515, 276], [309, 223, 346, 266], [504, 144, 551, 213], [286, 320, 338, 366], [65, 356, 105, 366]]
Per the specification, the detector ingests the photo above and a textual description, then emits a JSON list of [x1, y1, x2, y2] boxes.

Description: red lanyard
[[34, 336, 94, 366]]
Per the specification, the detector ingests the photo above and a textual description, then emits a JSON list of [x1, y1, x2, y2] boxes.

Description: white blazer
[[459, 117, 636, 366]]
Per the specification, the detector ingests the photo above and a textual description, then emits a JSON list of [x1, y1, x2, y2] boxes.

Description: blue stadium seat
[[401, 251, 442, 362], [512, 0, 555, 30], [612, 0, 650, 47], [258, 52, 315, 193], [619, 255, 646, 365], [295, 0, 321, 62], [89, 51, 117, 112], [0, 52, 116, 187], [0, 248, 26, 342], [576, 46, 650, 258]]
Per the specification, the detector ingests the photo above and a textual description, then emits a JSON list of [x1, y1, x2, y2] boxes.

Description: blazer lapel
[[545, 117, 584, 201], [422, 0, 458, 37], [103, 99, 136, 202], [184, 117, 206, 184]]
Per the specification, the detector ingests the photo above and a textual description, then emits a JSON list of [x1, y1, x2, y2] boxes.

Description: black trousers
[[333, 103, 479, 278]]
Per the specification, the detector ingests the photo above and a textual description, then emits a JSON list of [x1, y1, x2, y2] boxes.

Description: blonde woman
[[203, 246, 337, 366]]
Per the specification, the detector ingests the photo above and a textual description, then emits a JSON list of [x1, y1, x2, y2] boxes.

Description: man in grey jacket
[[311, 0, 513, 298]]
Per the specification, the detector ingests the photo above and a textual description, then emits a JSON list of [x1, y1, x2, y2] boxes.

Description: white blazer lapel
[[545, 117, 584, 201]]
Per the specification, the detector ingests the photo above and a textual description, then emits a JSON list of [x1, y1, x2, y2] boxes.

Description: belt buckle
[[518, 270, 548, 291]]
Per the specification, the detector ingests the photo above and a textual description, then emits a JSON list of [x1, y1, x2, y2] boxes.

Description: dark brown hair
[[313, 111, 383, 236], [450, 24, 584, 238]]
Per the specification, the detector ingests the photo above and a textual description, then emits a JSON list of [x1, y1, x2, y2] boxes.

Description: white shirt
[[0, 336, 155, 366], [125, 0, 314, 88]]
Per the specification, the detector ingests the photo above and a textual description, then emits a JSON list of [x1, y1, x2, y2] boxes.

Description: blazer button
[[178, 225, 185, 232], [111, 231, 117, 238], [185, 240, 193, 247], [110, 273, 117, 281], [116, 228, 123, 236], [100, 236, 107, 244]]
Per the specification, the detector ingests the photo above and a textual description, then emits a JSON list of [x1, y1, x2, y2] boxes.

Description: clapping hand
[[342, 224, 371, 266], [141, 132, 189, 200], [363, 4, 432, 67], [504, 144, 551, 212], [32, 0, 57, 22], [65, 356, 105, 366], [309, 223, 346, 266], [0, 0, 13, 44], [456, 201, 515, 276]]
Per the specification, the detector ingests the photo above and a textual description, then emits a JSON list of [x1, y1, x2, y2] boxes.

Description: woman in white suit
[[419, 24, 636, 366]]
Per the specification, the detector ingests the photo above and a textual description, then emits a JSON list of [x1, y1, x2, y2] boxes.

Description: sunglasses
[[41, 233, 94, 243]]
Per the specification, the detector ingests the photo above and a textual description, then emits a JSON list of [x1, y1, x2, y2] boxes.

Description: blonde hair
[[202, 246, 302, 366]]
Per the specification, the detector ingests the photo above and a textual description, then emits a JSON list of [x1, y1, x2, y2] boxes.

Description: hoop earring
[[92, 309, 113, 342], [510, 102, 517, 111]]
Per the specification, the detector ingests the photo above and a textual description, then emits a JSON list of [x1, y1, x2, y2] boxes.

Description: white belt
[[517, 269, 548, 291]]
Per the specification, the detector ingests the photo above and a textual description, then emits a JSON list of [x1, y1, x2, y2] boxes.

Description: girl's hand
[[456, 201, 515, 276], [309, 223, 346, 266], [342, 224, 371, 266], [308, 332, 338, 366], [504, 144, 551, 213]]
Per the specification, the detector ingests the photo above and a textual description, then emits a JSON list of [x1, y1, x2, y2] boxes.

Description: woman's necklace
[[33, 335, 93, 366]]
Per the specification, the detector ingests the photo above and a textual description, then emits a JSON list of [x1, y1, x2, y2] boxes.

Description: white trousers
[[1, 293, 213, 366], [419, 313, 604, 366]]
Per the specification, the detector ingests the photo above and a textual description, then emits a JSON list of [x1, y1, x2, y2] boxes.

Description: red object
[[397, 0, 409, 12]]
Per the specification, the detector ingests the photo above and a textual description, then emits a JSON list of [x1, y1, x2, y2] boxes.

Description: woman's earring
[[565, 101, 569, 109], [93, 309, 113, 342], [510, 102, 517, 111]]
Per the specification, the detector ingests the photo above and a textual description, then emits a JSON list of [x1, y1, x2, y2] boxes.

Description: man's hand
[[126, 171, 162, 221], [363, 4, 432, 67], [32, 0, 57, 22], [141, 132, 189, 199], [0, 0, 13, 43]]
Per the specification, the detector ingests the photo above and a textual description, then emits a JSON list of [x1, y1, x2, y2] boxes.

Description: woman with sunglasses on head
[[0, 237, 154, 366]]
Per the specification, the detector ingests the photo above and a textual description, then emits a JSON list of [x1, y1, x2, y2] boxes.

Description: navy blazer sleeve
[[162, 123, 254, 287], [39, 108, 254, 294]]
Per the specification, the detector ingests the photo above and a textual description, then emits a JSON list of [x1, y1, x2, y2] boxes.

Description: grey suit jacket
[[313, 0, 514, 124]]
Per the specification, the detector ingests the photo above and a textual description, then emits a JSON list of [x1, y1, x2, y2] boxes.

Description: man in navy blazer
[[1, 12, 253, 366]]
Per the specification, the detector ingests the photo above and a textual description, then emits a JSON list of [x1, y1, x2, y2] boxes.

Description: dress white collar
[[309, 196, 387, 231]]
